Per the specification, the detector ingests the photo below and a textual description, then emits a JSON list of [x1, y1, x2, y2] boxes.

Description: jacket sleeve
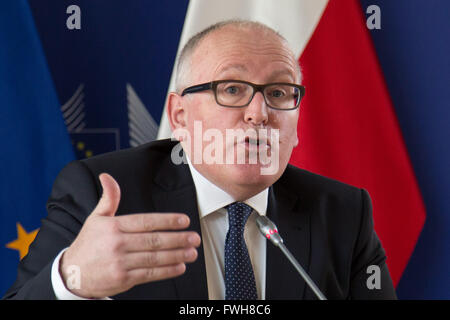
[[2, 161, 100, 299], [349, 189, 397, 299]]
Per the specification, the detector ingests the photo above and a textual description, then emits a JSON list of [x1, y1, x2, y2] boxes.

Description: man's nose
[[244, 92, 268, 126]]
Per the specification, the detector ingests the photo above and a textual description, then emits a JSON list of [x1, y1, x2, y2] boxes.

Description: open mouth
[[244, 136, 270, 148]]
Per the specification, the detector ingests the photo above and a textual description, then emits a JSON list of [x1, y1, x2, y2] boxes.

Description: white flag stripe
[[157, 0, 328, 140], [180, 0, 328, 59], [157, 108, 171, 140]]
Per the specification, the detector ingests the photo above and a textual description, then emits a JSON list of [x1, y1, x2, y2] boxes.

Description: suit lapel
[[142, 141, 312, 300], [151, 158, 208, 299], [266, 183, 311, 299]]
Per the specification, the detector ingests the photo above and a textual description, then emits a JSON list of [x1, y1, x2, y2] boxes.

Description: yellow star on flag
[[6, 223, 39, 260]]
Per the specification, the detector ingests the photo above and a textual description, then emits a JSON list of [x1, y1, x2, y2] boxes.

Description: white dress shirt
[[186, 157, 268, 300], [51, 157, 268, 300]]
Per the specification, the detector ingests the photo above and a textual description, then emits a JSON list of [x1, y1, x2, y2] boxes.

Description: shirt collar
[[185, 155, 268, 219]]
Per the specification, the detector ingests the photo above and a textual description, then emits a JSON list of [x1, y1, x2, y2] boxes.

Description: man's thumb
[[92, 173, 121, 217]]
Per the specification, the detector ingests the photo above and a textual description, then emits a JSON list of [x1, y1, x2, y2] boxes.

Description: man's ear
[[167, 92, 186, 130]]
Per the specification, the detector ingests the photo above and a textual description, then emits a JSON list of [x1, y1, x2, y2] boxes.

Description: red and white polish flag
[[158, 0, 426, 286]]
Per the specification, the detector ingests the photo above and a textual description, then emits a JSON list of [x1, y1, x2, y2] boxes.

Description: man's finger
[[128, 264, 186, 286], [123, 248, 198, 270], [116, 213, 190, 233], [92, 173, 121, 217], [122, 231, 201, 252]]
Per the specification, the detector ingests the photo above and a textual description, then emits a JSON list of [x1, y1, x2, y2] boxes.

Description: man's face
[[177, 26, 300, 199]]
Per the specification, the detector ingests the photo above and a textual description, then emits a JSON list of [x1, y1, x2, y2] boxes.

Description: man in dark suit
[[4, 20, 396, 300]]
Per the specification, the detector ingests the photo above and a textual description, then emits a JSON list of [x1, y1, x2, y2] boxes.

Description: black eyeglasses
[[181, 80, 305, 110]]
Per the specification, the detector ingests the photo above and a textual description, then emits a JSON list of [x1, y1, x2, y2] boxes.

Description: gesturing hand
[[59, 173, 201, 298]]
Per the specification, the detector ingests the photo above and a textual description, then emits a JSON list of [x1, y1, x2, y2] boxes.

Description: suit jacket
[[3, 139, 396, 299]]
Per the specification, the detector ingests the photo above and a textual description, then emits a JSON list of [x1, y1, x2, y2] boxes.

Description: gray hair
[[174, 19, 300, 93]]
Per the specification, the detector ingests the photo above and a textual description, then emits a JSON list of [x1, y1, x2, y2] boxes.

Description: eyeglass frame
[[180, 79, 305, 111]]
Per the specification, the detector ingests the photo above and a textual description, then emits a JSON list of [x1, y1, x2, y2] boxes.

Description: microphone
[[256, 215, 327, 300]]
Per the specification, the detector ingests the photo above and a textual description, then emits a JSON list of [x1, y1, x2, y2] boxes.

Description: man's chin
[[223, 163, 279, 187]]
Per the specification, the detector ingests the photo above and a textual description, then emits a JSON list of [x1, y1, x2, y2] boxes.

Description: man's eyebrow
[[268, 69, 297, 82], [215, 64, 297, 83]]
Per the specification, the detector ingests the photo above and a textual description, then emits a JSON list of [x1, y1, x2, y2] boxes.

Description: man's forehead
[[216, 64, 248, 74], [193, 27, 297, 76]]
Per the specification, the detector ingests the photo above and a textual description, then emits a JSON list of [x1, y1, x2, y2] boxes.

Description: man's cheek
[[293, 133, 299, 148]]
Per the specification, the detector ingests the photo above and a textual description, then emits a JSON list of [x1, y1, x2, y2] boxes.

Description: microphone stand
[[256, 215, 327, 300], [277, 242, 327, 300]]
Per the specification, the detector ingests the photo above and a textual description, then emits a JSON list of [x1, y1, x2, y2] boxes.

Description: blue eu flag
[[0, 0, 74, 295]]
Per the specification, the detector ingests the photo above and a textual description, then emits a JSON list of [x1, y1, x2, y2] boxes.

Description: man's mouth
[[244, 136, 271, 149]]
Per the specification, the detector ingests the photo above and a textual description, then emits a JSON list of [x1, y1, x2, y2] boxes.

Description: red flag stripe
[[290, 0, 426, 285]]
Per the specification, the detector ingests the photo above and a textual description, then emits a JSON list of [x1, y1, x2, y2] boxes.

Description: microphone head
[[256, 215, 283, 246]]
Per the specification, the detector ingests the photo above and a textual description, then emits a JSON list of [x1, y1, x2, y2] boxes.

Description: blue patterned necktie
[[225, 202, 258, 300]]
